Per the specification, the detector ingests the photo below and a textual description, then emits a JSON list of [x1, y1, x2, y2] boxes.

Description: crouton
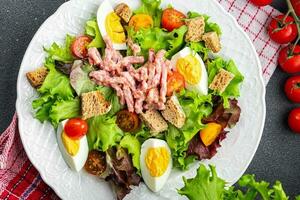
[[185, 16, 205, 42], [202, 32, 221, 53], [26, 66, 48, 88], [81, 91, 111, 120], [161, 95, 186, 128], [140, 110, 168, 135], [209, 69, 234, 93], [114, 3, 132, 23]]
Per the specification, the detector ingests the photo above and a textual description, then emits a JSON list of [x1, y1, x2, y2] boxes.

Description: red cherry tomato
[[71, 36, 92, 59], [288, 108, 300, 133], [268, 15, 298, 44], [291, 0, 300, 16], [161, 8, 186, 32], [284, 76, 300, 103], [278, 45, 300, 74], [250, 0, 272, 6], [64, 118, 88, 140], [166, 71, 185, 96]]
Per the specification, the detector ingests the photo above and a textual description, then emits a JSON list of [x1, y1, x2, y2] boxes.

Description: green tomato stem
[[286, 0, 300, 52]]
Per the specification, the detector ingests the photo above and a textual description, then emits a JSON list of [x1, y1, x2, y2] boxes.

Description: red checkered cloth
[[0, 1, 281, 199]]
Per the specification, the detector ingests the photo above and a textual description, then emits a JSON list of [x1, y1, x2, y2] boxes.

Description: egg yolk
[[62, 131, 80, 156], [105, 12, 126, 44], [176, 54, 201, 85], [145, 147, 170, 177]]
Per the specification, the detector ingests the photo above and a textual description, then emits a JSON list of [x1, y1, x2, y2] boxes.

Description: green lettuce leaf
[[165, 90, 213, 170], [188, 41, 210, 61], [207, 58, 244, 108], [85, 19, 105, 48], [34, 98, 56, 122], [49, 98, 81, 126], [120, 134, 141, 172], [44, 34, 75, 63], [134, 0, 162, 27], [87, 115, 123, 151], [128, 26, 187, 58], [178, 164, 226, 200], [187, 11, 222, 36], [38, 58, 74, 100], [70, 63, 97, 95]]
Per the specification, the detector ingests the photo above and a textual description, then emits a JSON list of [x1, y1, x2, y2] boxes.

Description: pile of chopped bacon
[[89, 36, 173, 114]]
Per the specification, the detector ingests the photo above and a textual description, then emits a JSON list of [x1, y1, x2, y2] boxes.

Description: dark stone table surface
[[0, 0, 299, 198]]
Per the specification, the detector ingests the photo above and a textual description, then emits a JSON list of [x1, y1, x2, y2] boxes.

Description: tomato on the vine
[[250, 0, 272, 7], [161, 8, 186, 32], [285, 76, 300, 103], [288, 108, 300, 133], [71, 36, 92, 59], [278, 45, 300, 73], [291, 0, 300, 17], [268, 15, 298, 44]]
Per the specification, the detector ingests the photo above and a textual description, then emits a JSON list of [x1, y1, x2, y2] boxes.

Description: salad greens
[[207, 58, 244, 108], [87, 115, 124, 151], [44, 35, 75, 63], [85, 18, 105, 49], [178, 164, 299, 200], [120, 134, 141, 172], [166, 90, 213, 169], [134, 0, 162, 27], [128, 25, 187, 59]]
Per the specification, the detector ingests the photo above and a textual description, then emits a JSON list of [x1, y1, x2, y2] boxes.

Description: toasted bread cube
[[209, 69, 234, 93], [161, 96, 186, 128], [81, 91, 111, 120], [140, 110, 168, 135], [185, 16, 205, 42], [202, 32, 221, 53], [26, 67, 48, 88], [114, 3, 132, 23]]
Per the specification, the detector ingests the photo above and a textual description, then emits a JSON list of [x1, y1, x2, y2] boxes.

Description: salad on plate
[[25, 0, 244, 199]]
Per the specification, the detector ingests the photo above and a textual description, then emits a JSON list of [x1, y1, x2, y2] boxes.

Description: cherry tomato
[[84, 150, 107, 176], [166, 71, 185, 96], [116, 110, 140, 132], [250, 0, 272, 6], [288, 108, 300, 133], [161, 8, 186, 32], [291, 0, 300, 16], [268, 15, 298, 44], [278, 45, 300, 73], [64, 118, 88, 140], [284, 76, 300, 103], [71, 36, 92, 59]]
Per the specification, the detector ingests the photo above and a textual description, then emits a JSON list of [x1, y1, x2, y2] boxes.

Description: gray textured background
[[1, 0, 300, 198]]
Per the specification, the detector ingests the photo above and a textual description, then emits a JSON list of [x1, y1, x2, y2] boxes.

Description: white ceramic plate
[[16, 0, 266, 199]]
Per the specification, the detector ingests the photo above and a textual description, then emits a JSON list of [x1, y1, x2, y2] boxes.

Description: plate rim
[[15, 0, 266, 198]]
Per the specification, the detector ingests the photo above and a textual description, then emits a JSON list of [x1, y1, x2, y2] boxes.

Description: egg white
[[56, 120, 89, 172], [171, 47, 208, 95], [97, 0, 127, 50], [140, 139, 172, 192]]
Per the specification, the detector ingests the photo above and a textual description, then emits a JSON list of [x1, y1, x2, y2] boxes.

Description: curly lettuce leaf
[[85, 19, 105, 48], [134, 0, 162, 27], [187, 11, 222, 36], [165, 90, 213, 169], [178, 164, 226, 200], [188, 41, 210, 61], [49, 98, 81, 126], [120, 134, 141, 172], [34, 98, 56, 122], [87, 115, 123, 151], [38, 58, 74, 100], [44, 34, 75, 63], [128, 26, 187, 58], [207, 58, 244, 108]]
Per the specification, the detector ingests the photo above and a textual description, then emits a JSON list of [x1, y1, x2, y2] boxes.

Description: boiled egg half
[[56, 120, 89, 171], [171, 47, 208, 95], [140, 139, 172, 192], [97, 0, 127, 50]]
